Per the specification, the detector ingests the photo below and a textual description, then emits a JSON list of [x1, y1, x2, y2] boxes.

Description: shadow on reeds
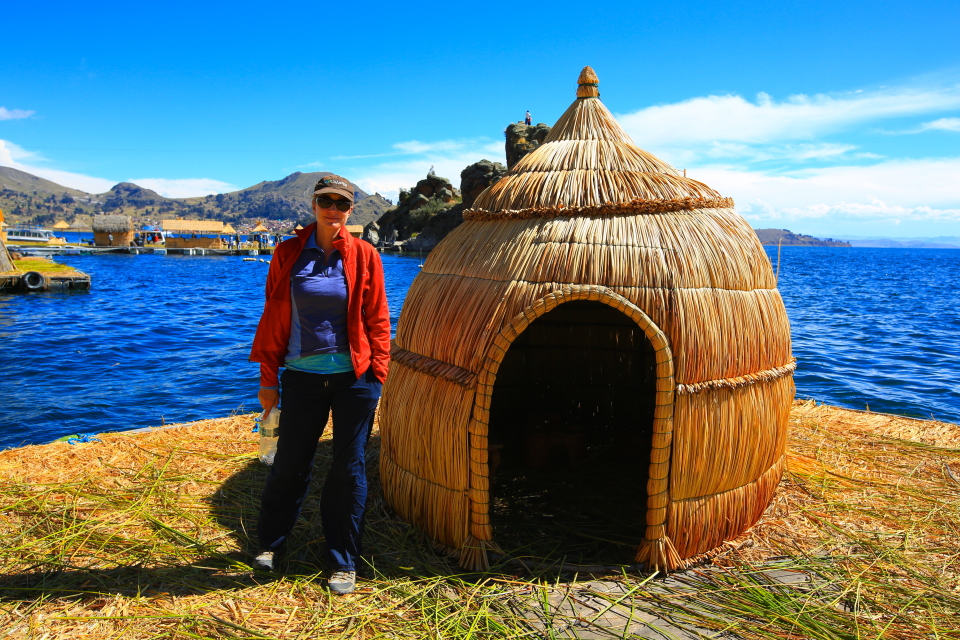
[[0, 456, 272, 601], [0, 433, 548, 604]]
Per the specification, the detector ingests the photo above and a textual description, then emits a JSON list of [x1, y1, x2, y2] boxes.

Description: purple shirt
[[285, 233, 350, 360]]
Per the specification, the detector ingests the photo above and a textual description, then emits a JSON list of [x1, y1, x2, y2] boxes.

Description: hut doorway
[[476, 291, 673, 565]]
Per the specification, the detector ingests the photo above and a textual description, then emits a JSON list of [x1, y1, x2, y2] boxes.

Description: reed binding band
[[676, 360, 797, 395], [463, 196, 736, 221]]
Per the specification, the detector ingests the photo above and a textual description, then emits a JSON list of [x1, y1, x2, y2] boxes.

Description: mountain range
[[3, 165, 958, 248], [0, 166, 391, 229], [754, 228, 851, 247], [834, 235, 960, 249]]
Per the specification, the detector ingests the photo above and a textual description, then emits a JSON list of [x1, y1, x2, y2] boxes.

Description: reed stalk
[[0, 402, 955, 638]]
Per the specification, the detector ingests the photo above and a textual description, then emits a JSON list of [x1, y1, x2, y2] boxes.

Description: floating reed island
[[0, 402, 957, 639], [0, 254, 91, 292], [380, 67, 794, 572]]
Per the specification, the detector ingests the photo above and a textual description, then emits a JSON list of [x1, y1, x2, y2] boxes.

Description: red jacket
[[250, 223, 391, 387]]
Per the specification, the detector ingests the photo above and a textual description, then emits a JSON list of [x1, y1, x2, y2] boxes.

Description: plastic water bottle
[[258, 408, 280, 466]]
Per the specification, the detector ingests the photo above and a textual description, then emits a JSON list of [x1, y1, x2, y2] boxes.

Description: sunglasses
[[315, 196, 351, 212]]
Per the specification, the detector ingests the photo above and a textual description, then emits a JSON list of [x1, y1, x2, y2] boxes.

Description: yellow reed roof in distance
[[161, 219, 224, 233]]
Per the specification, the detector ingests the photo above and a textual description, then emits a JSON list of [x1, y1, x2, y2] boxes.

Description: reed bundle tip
[[577, 66, 600, 98]]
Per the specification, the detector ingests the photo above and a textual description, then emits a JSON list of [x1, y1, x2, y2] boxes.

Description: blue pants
[[257, 368, 382, 571]]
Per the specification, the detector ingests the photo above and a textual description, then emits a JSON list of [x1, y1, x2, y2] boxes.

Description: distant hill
[[837, 236, 960, 249], [0, 166, 106, 223], [754, 229, 851, 247], [0, 167, 392, 230], [0, 166, 94, 201]]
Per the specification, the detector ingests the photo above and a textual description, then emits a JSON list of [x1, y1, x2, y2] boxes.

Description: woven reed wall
[[93, 230, 134, 247], [380, 67, 794, 572]]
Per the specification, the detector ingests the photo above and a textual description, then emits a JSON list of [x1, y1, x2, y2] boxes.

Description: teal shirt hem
[[285, 352, 354, 375]]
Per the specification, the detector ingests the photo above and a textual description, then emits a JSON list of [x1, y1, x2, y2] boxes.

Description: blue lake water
[[1, 247, 958, 448]]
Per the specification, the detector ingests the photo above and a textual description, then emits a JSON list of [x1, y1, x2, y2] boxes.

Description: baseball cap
[[313, 174, 354, 202]]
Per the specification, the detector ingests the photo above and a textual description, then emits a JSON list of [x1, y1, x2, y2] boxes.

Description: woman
[[249, 174, 391, 595]]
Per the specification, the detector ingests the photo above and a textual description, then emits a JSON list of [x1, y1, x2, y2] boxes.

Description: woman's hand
[[259, 388, 280, 419]]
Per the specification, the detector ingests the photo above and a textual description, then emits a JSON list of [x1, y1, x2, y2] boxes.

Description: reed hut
[[162, 219, 225, 249], [92, 215, 134, 247], [379, 67, 794, 572]]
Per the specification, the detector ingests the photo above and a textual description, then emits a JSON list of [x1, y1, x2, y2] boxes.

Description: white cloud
[[616, 83, 960, 147], [606, 77, 960, 235], [0, 139, 37, 162], [126, 178, 237, 198], [0, 107, 34, 121], [1, 139, 115, 193], [348, 138, 504, 203], [664, 141, 862, 166], [882, 116, 960, 135], [391, 140, 485, 154], [694, 158, 960, 210], [1, 139, 235, 197], [920, 117, 960, 133], [690, 158, 960, 234]]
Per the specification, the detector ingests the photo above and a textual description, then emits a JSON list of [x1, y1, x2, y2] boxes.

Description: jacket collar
[[296, 222, 353, 257]]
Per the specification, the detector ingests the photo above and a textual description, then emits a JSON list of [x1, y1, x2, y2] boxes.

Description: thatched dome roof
[[380, 67, 794, 573], [92, 215, 133, 233], [469, 68, 725, 217]]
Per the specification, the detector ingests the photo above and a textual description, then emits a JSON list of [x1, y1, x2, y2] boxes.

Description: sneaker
[[328, 570, 356, 595], [252, 550, 275, 571]]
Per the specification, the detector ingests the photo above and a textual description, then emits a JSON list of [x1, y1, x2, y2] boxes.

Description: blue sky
[[2, 0, 958, 238]]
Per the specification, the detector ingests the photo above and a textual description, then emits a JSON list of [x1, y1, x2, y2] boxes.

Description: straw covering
[[380, 67, 794, 571], [92, 215, 133, 233]]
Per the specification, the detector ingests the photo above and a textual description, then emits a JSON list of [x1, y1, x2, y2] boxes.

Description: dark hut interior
[[487, 300, 658, 563]]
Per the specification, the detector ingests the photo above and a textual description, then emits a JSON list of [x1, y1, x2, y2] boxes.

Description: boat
[[5, 227, 57, 244]]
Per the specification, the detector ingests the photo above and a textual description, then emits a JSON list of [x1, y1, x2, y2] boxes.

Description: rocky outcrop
[[505, 123, 551, 169], [411, 173, 461, 203], [460, 159, 508, 208], [362, 221, 380, 246], [374, 173, 461, 245], [381, 160, 507, 251]]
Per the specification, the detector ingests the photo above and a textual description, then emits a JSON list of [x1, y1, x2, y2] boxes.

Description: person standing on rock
[[249, 174, 391, 595], [525, 110, 532, 125]]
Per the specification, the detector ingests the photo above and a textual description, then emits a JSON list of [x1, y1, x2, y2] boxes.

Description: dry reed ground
[[0, 400, 957, 639]]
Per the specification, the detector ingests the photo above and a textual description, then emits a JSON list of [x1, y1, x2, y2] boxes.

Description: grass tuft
[[0, 402, 957, 638]]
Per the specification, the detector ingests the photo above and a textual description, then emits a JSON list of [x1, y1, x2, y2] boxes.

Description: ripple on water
[[1, 248, 958, 447]]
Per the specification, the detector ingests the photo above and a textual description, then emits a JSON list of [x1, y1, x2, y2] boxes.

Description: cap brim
[[313, 186, 354, 202]]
